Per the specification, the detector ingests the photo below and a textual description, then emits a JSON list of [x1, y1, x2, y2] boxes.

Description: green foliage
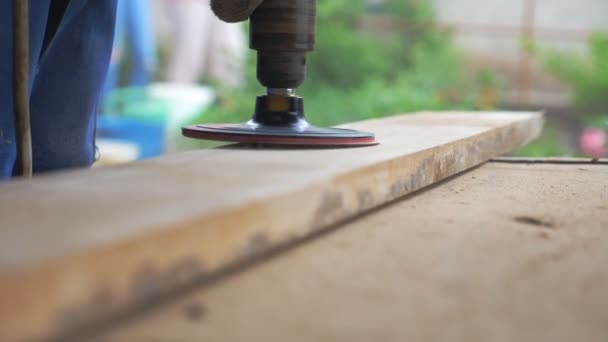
[[520, 31, 608, 156], [541, 32, 608, 117], [193, 0, 488, 134], [305, 0, 434, 90], [513, 125, 564, 157]]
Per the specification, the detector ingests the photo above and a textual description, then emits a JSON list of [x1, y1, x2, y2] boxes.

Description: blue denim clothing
[[0, 0, 117, 178]]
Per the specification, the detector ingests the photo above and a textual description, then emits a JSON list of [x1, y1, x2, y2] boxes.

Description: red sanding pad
[[182, 122, 377, 147]]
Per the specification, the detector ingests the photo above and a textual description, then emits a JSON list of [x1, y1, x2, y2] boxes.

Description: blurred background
[[95, 0, 608, 165]]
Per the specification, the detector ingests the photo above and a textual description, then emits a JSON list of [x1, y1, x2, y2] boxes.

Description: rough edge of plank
[[0, 112, 544, 340]]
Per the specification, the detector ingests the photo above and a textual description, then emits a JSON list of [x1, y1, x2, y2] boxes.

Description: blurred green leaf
[[540, 31, 608, 116], [513, 125, 565, 157]]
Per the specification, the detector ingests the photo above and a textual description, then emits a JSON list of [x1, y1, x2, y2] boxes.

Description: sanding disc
[[182, 122, 377, 147]]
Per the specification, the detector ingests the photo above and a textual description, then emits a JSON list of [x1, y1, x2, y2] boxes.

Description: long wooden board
[[0, 112, 542, 340], [106, 162, 608, 342]]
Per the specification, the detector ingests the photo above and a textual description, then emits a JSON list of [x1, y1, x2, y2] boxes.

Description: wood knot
[[514, 216, 554, 229], [184, 302, 207, 322]]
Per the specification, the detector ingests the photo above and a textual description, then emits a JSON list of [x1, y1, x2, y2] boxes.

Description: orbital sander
[[182, 0, 377, 147]]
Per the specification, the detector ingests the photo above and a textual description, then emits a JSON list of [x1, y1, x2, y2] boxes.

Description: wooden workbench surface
[[104, 161, 608, 342]]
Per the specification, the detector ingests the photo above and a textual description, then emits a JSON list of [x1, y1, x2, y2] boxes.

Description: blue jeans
[[0, 0, 117, 178]]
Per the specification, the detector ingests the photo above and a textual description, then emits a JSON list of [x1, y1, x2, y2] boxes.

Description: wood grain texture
[[0, 112, 542, 340], [106, 162, 608, 342]]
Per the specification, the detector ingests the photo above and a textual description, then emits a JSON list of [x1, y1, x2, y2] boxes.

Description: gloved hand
[[210, 0, 264, 23]]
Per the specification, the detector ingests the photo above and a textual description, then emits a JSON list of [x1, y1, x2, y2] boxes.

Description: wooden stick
[[12, 0, 33, 177]]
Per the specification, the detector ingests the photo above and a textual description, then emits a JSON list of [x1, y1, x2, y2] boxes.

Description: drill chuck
[[250, 0, 316, 89]]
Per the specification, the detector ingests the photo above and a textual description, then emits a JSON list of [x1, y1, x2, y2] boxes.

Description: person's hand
[[210, 0, 265, 23]]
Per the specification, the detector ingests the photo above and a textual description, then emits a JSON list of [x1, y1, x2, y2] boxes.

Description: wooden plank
[[105, 162, 608, 342], [0, 112, 542, 340]]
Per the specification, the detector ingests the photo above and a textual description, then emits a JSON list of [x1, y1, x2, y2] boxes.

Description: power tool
[[182, 0, 377, 147]]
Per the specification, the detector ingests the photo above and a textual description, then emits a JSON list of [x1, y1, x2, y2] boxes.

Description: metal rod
[[13, 0, 33, 177]]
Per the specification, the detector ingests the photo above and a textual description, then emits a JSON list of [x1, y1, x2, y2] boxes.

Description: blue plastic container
[[98, 86, 170, 159]]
